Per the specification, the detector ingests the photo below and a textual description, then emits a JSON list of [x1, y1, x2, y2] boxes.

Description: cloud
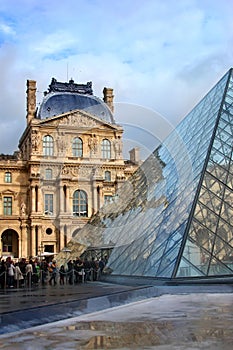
[[33, 30, 78, 59], [0, 0, 232, 157], [0, 22, 15, 36]]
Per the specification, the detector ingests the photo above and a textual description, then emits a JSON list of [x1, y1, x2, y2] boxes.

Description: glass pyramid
[[76, 68, 233, 279]]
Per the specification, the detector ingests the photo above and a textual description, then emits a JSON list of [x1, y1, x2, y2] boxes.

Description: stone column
[[37, 225, 42, 252], [66, 186, 70, 213], [97, 184, 103, 211], [21, 223, 28, 258], [59, 225, 65, 251], [92, 180, 97, 215], [31, 226, 36, 257], [59, 185, 64, 213], [37, 186, 43, 213], [31, 186, 36, 212]]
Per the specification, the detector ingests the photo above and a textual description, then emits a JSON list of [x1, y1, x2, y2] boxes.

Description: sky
[[0, 0, 232, 159]]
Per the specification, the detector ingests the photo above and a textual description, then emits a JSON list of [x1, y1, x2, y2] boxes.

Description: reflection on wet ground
[[0, 293, 232, 349], [0, 282, 141, 313]]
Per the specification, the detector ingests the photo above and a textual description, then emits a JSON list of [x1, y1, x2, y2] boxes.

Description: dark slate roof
[[37, 78, 115, 124]]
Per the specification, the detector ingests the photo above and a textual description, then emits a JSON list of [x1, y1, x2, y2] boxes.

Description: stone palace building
[[0, 78, 139, 259]]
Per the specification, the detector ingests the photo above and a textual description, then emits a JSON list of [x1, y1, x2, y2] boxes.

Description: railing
[[0, 267, 101, 290]]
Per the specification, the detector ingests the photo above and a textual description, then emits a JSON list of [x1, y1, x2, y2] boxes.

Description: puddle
[[60, 319, 232, 349]]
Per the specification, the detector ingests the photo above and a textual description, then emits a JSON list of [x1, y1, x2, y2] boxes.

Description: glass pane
[[74, 69, 233, 280]]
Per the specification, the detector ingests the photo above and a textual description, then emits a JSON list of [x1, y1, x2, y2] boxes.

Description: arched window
[[101, 139, 111, 159], [72, 137, 83, 157], [43, 135, 54, 156], [104, 171, 111, 181], [73, 190, 88, 217], [45, 168, 52, 180], [5, 172, 12, 183]]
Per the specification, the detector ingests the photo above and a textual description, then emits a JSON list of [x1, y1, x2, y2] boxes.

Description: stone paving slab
[[0, 293, 233, 349]]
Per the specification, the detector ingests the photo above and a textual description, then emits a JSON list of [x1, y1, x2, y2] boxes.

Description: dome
[[37, 78, 115, 124]]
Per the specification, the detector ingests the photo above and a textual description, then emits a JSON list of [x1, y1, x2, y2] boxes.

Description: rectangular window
[[44, 245, 54, 253], [44, 194, 53, 215], [4, 197, 12, 215], [5, 172, 12, 183], [104, 195, 113, 204], [45, 168, 52, 180]]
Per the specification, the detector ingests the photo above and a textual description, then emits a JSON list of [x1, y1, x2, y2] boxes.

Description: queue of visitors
[[0, 255, 108, 289]]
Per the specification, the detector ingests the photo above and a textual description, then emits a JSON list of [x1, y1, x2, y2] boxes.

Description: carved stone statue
[[113, 137, 122, 158], [21, 202, 26, 216], [88, 134, 98, 154], [57, 134, 67, 153], [31, 131, 40, 152]]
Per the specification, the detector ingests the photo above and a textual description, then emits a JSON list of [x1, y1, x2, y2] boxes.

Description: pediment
[[40, 109, 121, 131], [0, 189, 18, 199]]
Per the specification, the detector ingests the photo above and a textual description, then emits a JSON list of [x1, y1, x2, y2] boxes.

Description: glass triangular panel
[[208, 256, 233, 276], [72, 69, 233, 280]]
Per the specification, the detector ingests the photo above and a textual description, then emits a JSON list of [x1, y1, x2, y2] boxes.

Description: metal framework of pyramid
[[76, 68, 233, 279]]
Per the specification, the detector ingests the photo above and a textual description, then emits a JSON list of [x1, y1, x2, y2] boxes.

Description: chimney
[[103, 87, 114, 113], [26, 80, 37, 124], [129, 147, 140, 164]]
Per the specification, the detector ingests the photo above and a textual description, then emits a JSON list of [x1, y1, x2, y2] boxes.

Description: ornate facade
[[0, 78, 139, 259]]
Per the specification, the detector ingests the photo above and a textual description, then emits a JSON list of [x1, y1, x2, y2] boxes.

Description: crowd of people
[[0, 255, 109, 289]]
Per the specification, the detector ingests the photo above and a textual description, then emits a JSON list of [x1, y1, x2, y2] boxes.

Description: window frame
[[43, 135, 54, 156], [104, 170, 111, 181], [45, 168, 53, 180], [4, 172, 12, 183], [73, 190, 88, 217], [72, 137, 83, 157], [104, 195, 113, 204], [44, 193, 54, 215], [3, 196, 12, 215], [101, 139, 111, 159]]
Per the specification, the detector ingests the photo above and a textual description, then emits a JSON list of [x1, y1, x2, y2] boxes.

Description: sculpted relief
[[113, 137, 123, 158], [61, 165, 93, 178], [61, 165, 79, 176], [31, 130, 40, 152], [56, 133, 67, 154], [88, 134, 99, 154], [60, 112, 99, 128]]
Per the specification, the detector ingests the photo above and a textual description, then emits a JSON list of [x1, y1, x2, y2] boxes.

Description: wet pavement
[[0, 281, 159, 334], [0, 282, 147, 313], [0, 292, 233, 349], [0, 281, 233, 349]]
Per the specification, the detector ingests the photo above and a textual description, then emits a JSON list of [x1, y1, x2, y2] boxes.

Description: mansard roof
[[37, 78, 115, 124]]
